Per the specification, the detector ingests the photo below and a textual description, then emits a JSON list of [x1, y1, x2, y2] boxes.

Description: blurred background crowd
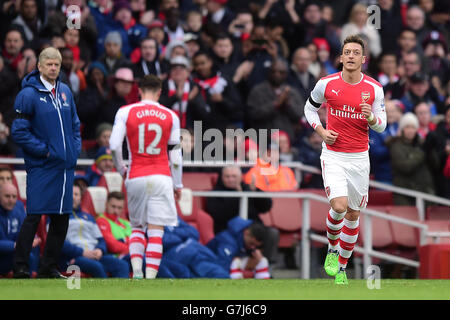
[[0, 0, 449, 200]]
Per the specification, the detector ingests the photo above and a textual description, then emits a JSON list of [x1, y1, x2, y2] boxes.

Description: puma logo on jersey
[[331, 89, 340, 96], [40, 97, 47, 103]]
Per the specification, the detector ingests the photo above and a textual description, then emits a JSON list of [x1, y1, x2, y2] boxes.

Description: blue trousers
[[0, 247, 40, 275], [71, 254, 129, 278]]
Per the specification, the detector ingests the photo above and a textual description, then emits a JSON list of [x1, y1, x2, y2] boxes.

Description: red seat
[[81, 186, 108, 217], [182, 172, 217, 190], [96, 172, 129, 219], [359, 206, 395, 248], [368, 189, 393, 206], [13, 170, 27, 203], [82, 139, 97, 152], [176, 189, 215, 245], [268, 197, 302, 248], [424, 220, 450, 244], [388, 206, 420, 248], [426, 206, 450, 220], [299, 189, 329, 233]]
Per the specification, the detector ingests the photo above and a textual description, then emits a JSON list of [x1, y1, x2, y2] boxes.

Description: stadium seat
[[81, 186, 108, 217], [176, 188, 215, 245], [388, 206, 421, 248], [368, 189, 393, 206], [426, 206, 450, 221], [13, 170, 27, 201], [268, 197, 302, 248], [81, 139, 97, 152], [359, 206, 395, 249], [182, 172, 217, 190], [424, 220, 450, 244], [96, 172, 129, 219], [299, 189, 329, 233]]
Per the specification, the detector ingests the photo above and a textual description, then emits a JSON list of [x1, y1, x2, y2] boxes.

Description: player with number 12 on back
[[109, 74, 183, 279], [304, 35, 386, 284]]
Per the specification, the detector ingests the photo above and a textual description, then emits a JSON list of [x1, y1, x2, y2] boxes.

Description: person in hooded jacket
[[11, 47, 81, 278]]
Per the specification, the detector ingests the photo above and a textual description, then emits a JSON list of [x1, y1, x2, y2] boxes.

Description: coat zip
[[48, 88, 67, 214]]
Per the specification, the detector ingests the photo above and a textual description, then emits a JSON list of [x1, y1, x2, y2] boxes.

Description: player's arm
[[304, 79, 339, 145], [361, 85, 387, 133], [109, 109, 128, 176], [168, 112, 183, 190]]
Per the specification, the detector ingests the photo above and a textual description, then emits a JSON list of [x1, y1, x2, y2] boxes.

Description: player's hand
[[320, 129, 339, 145], [32, 237, 41, 248], [93, 248, 103, 260], [174, 188, 182, 201], [360, 103, 373, 121]]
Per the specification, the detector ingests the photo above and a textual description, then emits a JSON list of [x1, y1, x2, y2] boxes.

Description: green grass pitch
[[0, 279, 449, 300]]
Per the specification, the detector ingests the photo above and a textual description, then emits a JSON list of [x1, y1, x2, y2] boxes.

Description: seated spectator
[[164, 7, 185, 43], [400, 72, 443, 115], [184, 10, 203, 37], [11, 0, 42, 45], [132, 37, 168, 81], [82, 123, 113, 159], [340, 3, 381, 58], [0, 183, 40, 277], [422, 31, 450, 89], [212, 34, 241, 80], [0, 168, 13, 185], [74, 175, 89, 197], [85, 147, 115, 186], [192, 51, 243, 131], [272, 130, 300, 163], [244, 143, 298, 192], [112, 0, 147, 52], [159, 55, 211, 129], [16, 47, 37, 81], [2, 27, 26, 72], [96, 192, 131, 257], [184, 33, 201, 59], [158, 216, 229, 279], [77, 62, 109, 140], [63, 28, 83, 71], [388, 113, 435, 205], [287, 47, 317, 104], [59, 47, 86, 97], [147, 20, 168, 53], [313, 38, 337, 77], [247, 57, 303, 143], [424, 106, 450, 199], [59, 184, 129, 278], [0, 55, 20, 127], [414, 101, 437, 139], [164, 39, 188, 62], [102, 67, 135, 125], [369, 100, 402, 184], [297, 129, 323, 188], [97, 31, 132, 76], [207, 217, 271, 279], [0, 112, 16, 156], [377, 52, 399, 87], [266, 19, 290, 59], [396, 28, 418, 60], [205, 0, 235, 34]]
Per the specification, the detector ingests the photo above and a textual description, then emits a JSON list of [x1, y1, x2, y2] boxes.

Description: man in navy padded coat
[[11, 47, 81, 278]]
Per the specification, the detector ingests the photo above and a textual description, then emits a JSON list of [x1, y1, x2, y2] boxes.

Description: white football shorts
[[320, 148, 370, 211], [125, 174, 178, 228]]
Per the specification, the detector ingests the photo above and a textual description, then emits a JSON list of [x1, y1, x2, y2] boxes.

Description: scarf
[[193, 73, 227, 100], [168, 79, 189, 128]]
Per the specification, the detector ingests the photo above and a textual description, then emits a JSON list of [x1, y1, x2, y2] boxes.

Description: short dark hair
[[248, 222, 267, 244], [107, 191, 125, 202], [138, 74, 162, 92], [0, 167, 13, 177], [342, 34, 365, 55]]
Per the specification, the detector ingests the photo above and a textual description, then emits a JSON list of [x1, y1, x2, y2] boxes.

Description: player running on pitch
[[109, 74, 183, 279], [304, 35, 386, 284]]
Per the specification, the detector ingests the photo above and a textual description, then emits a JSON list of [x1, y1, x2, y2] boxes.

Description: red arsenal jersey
[[109, 100, 181, 179], [309, 72, 386, 153]]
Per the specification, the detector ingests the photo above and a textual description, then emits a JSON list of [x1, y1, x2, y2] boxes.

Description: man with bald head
[[288, 47, 317, 103], [0, 183, 40, 276]]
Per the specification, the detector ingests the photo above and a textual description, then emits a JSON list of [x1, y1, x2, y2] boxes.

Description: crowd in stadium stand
[[0, 0, 449, 277]]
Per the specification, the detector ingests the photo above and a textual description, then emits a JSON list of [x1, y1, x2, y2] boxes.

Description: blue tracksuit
[[60, 208, 129, 278], [158, 218, 229, 278], [206, 217, 253, 272], [11, 70, 81, 215], [0, 201, 39, 274]]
